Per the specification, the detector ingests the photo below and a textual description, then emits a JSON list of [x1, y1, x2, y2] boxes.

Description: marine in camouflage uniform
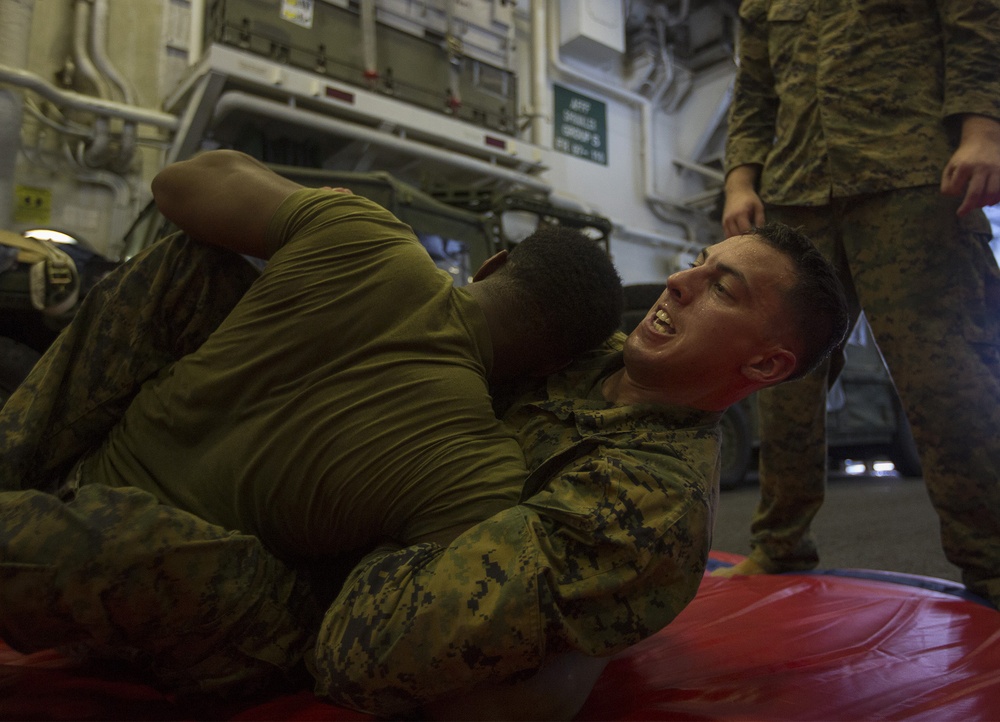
[[310, 339, 721, 715], [0, 235, 320, 694], [724, 0, 1000, 606], [0, 233, 720, 711]]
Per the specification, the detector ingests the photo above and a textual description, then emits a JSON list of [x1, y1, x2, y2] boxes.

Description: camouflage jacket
[[309, 337, 722, 716], [726, 0, 1000, 205]]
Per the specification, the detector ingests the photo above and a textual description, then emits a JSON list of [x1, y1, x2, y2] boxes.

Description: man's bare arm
[[151, 150, 303, 259]]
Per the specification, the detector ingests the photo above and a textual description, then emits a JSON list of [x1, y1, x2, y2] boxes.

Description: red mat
[[3, 552, 998, 721]]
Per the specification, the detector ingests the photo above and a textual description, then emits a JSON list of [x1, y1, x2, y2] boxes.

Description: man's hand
[[722, 164, 766, 237], [941, 114, 1000, 216]]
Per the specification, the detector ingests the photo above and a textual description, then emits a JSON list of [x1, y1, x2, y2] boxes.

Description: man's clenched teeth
[[653, 308, 675, 334]]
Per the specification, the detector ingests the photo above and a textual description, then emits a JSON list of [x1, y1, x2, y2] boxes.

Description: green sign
[[553, 84, 607, 165]]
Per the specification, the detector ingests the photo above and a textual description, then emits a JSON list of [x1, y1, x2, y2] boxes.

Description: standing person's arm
[[936, 0, 1000, 215], [151, 150, 304, 259], [941, 115, 1000, 215], [723, 164, 765, 237], [722, 0, 775, 236]]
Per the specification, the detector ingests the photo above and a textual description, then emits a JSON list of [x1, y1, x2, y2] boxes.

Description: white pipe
[[189, 0, 205, 66], [90, 0, 135, 104], [90, 0, 137, 171], [0, 63, 178, 128], [528, 0, 548, 145], [673, 157, 725, 183], [444, 0, 461, 108], [73, 0, 110, 99], [82, 115, 113, 167], [612, 221, 691, 252], [543, 0, 691, 236], [360, 0, 378, 84], [211, 91, 551, 193], [0, 0, 33, 229]]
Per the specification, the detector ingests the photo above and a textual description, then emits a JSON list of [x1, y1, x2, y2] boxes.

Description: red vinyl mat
[[2, 552, 998, 721]]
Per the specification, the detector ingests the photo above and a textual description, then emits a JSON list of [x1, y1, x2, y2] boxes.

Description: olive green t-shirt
[[82, 189, 525, 559]]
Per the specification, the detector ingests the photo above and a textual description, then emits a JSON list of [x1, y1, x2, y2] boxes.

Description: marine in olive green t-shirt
[[80, 189, 525, 559]]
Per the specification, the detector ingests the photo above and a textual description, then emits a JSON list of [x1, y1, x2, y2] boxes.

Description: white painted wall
[[6, 0, 732, 278]]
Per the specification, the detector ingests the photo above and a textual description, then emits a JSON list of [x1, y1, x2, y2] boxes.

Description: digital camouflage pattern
[[753, 194, 1000, 608], [726, 0, 1000, 206], [0, 484, 319, 696], [726, 0, 1000, 607], [310, 338, 722, 716], [0, 236, 724, 713], [0, 236, 323, 693], [0, 235, 259, 493]]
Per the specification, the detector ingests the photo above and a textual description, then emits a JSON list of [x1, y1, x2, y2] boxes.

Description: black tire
[[891, 407, 922, 478], [620, 284, 665, 333], [720, 402, 752, 490], [0, 337, 41, 408]]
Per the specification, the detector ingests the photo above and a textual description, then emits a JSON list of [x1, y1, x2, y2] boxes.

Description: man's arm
[[937, 0, 1000, 214], [723, 0, 776, 236], [309, 451, 711, 718], [940, 114, 1000, 216], [151, 150, 304, 259], [722, 163, 765, 237]]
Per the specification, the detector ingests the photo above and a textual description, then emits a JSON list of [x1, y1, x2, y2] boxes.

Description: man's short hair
[[501, 226, 623, 360], [751, 222, 849, 381]]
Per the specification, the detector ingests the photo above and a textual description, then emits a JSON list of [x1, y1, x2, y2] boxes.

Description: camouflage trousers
[[0, 235, 321, 693], [752, 187, 1000, 607]]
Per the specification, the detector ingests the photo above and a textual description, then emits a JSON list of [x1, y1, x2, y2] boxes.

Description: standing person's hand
[[722, 164, 766, 237], [941, 114, 1000, 216]]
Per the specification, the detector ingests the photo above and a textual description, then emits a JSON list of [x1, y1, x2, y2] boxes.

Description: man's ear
[[472, 250, 509, 282], [742, 348, 797, 386]]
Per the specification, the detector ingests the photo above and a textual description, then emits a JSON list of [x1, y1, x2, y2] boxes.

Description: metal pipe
[[528, 0, 548, 145], [90, 0, 135, 103], [211, 91, 551, 193], [672, 157, 725, 183], [0, 0, 33, 228], [90, 0, 137, 170], [73, 0, 110, 99], [0, 63, 178, 129], [612, 221, 691, 252], [189, 0, 206, 66], [543, 0, 692, 236], [360, 0, 378, 85], [444, 0, 461, 109]]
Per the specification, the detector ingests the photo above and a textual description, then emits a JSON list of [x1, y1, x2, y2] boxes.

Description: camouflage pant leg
[[749, 206, 861, 572], [0, 484, 321, 695], [0, 234, 259, 492], [841, 187, 1000, 607]]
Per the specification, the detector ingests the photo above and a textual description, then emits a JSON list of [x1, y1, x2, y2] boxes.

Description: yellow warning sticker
[[14, 185, 52, 225]]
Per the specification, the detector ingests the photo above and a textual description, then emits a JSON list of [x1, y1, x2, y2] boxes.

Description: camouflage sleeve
[[309, 450, 712, 717], [725, 0, 778, 174], [939, 0, 1000, 120]]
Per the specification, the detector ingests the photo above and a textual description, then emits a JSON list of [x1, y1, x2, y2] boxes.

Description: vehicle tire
[[891, 407, 922, 478], [720, 402, 752, 490], [0, 337, 40, 408]]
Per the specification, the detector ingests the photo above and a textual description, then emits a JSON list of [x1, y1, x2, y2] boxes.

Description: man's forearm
[[310, 472, 709, 717], [310, 511, 547, 717]]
